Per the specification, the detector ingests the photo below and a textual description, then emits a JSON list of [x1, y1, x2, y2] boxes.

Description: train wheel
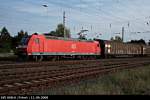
[[83, 56, 86, 60], [52, 56, 57, 61], [92, 56, 96, 60], [85, 56, 88, 60], [89, 56, 94, 60], [39, 55, 43, 61], [34, 55, 43, 62]]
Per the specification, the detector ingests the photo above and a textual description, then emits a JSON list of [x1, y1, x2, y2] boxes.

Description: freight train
[[16, 33, 150, 61], [95, 39, 150, 58]]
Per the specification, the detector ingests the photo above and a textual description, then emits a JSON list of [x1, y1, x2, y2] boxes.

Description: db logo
[[71, 44, 76, 49]]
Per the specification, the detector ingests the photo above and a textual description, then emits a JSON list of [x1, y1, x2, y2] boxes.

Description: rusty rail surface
[[0, 57, 149, 69]]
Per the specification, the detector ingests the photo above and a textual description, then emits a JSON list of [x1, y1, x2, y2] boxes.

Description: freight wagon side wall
[[145, 46, 150, 56], [105, 41, 142, 56]]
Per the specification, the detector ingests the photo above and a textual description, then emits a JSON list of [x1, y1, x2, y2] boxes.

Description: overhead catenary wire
[[1, 0, 150, 41]]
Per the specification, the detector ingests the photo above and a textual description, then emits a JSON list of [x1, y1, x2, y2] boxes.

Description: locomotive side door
[[34, 38, 44, 54], [38, 38, 44, 54]]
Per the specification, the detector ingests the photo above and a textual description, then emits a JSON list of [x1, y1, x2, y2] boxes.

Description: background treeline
[[0, 25, 150, 53], [0, 27, 28, 53]]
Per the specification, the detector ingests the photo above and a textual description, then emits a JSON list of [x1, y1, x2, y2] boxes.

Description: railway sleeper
[[0, 61, 146, 78], [0, 63, 149, 94], [0, 64, 140, 86], [0, 63, 147, 85]]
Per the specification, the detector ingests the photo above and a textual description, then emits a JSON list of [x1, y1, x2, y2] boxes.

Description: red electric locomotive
[[17, 33, 101, 61]]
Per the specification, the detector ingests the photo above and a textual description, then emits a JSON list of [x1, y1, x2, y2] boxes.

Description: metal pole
[[122, 27, 124, 42], [63, 11, 66, 38]]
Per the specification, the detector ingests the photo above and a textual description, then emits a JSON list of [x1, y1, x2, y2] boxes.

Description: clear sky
[[0, 0, 150, 42]]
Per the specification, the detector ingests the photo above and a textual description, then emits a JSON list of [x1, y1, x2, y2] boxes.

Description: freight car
[[144, 45, 150, 56], [16, 34, 101, 61], [95, 39, 145, 58]]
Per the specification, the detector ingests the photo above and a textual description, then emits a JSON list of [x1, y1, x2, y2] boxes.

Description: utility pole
[[122, 27, 124, 42], [63, 11, 66, 38]]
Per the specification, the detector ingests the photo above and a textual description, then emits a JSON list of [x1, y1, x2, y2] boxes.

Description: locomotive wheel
[[34, 55, 43, 62], [82, 56, 86, 60], [52, 56, 60, 61], [91, 56, 96, 60], [52, 56, 57, 61]]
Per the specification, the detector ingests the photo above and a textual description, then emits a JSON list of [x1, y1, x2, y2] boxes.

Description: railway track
[[0, 57, 149, 69], [0, 58, 150, 95]]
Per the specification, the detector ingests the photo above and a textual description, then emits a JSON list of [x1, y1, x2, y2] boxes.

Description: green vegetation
[[49, 23, 71, 38], [110, 36, 147, 45], [34, 65, 150, 95], [12, 30, 28, 53], [0, 27, 12, 52], [111, 36, 122, 42], [0, 27, 28, 53]]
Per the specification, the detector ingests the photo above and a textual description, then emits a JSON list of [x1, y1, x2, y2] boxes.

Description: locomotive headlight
[[105, 44, 108, 48]]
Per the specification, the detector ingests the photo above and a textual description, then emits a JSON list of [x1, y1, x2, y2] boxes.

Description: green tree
[[49, 23, 71, 38], [49, 31, 56, 36], [113, 36, 122, 42], [17, 30, 28, 42], [78, 34, 87, 40], [0, 27, 12, 52], [110, 37, 114, 41], [0, 27, 11, 41], [11, 30, 28, 52], [129, 39, 146, 45]]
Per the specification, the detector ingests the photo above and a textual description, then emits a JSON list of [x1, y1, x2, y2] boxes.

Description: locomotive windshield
[[20, 36, 31, 45]]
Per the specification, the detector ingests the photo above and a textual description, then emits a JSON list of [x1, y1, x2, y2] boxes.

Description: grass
[[33, 65, 150, 95], [0, 53, 17, 61]]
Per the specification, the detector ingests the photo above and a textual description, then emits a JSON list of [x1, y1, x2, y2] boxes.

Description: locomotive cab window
[[35, 38, 40, 44]]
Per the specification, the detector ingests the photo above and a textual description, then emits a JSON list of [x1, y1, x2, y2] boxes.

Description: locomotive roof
[[44, 35, 95, 42]]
